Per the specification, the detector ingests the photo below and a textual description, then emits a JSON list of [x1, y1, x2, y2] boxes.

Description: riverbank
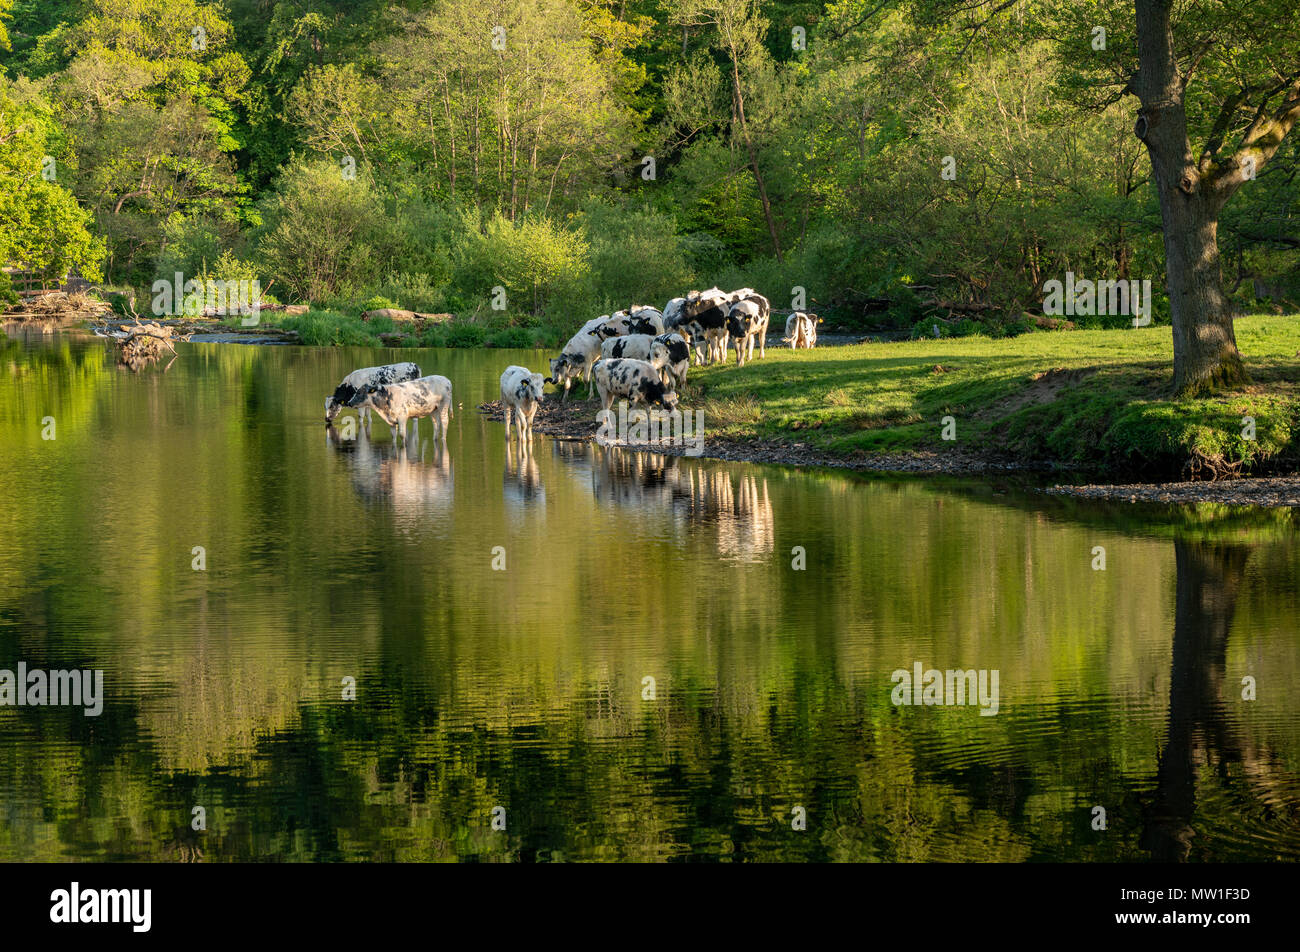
[[479, 313, 1300, 492], [680, 313, 1300, 482]]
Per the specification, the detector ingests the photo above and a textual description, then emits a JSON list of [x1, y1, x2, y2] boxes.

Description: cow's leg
[[440, 405, 450, 441], [504, 405, 513, 442]]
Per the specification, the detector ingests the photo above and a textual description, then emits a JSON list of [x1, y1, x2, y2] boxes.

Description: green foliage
[[0, 0, 1297, 333], [254, 158, 387, 301], [447, 209, 590, 318], [0, 81, 104, 283]]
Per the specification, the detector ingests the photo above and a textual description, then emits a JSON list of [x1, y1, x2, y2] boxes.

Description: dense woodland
[[1, 1, 1298, 356]]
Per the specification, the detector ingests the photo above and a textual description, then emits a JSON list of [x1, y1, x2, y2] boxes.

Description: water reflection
[[581, 446, 775, 561], [1, 335, 1298, 861], [1140, 540, 1300, 861], [327, 422, 453, 520], [504, 440, 544, 511]]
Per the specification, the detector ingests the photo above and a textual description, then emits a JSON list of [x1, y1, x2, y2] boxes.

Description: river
[[1, 330, 1297, 861]]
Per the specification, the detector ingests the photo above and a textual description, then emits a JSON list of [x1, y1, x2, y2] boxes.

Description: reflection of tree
[[1142, 541, 1249, 861]]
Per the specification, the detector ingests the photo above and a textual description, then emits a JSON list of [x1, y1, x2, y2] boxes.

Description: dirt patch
[[983, 366, 1100, 417]]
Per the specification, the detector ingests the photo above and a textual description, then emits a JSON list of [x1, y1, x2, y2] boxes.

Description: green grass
[[684, 314, 1300, 476]]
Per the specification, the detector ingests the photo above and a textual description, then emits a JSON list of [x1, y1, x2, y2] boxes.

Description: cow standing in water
[[349, 375, 453, 443], [325, 362, 421, 424], [500, 365, 545, 444]]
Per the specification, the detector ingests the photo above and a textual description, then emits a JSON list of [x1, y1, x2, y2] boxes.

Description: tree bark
[[1133, 0, 1248, 396]]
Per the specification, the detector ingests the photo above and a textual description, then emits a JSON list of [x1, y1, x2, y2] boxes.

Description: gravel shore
[[1046, 477, 1300, 508]]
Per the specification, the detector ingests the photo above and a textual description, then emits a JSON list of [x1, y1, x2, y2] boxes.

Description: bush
[[448, 209, 589, 317], [575, 201, 694, 308], [254, 159, 386, 302]]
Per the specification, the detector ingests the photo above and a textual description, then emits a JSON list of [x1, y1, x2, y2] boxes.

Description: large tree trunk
[[1133, 1, 1249, 397]]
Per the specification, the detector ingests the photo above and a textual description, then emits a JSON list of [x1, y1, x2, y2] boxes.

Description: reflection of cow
[[668, 466, 775, 561], [326, 424, 453, 522], [577, 445, 775, 561], [503, 440, 545, 512]]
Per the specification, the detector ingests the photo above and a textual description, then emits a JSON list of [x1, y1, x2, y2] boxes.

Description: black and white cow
[[655, 333, 691, 389], [325, 361, 421, 424], [599, 333, 671, 373], [547, 327, 604, 401], [593, 358, 680, 414], [590, 307, 666, 340], [348, 374, 453, 442], [500, 365, 545, 443], [726, 299, 766, 367]]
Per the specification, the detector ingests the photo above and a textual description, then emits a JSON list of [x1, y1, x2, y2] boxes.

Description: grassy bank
[[684, 314, 1300, 478]]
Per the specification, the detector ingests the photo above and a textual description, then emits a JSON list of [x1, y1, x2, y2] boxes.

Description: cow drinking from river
[[325, 362, 421, 424]]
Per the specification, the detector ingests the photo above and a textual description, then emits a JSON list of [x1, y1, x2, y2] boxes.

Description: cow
[[783, 312, 821, 349], [325, 361, 421, 424], [546, 327, 604, 401], [684, 300, 732, 364], [599, 334, 671, 374], [348, 374, 453, 443], [655, 333, 691, 389], [500, 365, 545, 443], [590, 307, 666, 340], [593, 358, 680, 415], [665, 289, 731, 364], [726, 299, 766, 367], [663, 297, 688, 328]]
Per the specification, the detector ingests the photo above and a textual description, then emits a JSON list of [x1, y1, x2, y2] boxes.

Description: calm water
[[1, 329, 1298, 862]]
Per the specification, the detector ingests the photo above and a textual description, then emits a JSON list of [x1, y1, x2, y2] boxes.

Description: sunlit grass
[[683, 315, 1300, 473]]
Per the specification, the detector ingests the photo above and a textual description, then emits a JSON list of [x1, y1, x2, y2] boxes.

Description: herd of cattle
[[323, 287, 822, 443]]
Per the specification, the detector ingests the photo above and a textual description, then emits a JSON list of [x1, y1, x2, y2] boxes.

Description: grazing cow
[[784, 312, 821, 349], [547, 327, 604, 401], [593, 358, 680, 414], [600, 333, 671, 373], [325, 361, 421, 423], [727, 299, 766, 367], [500, 365, 545, 443], [349, 374, 452, 442], [655, 333, 691, 389]]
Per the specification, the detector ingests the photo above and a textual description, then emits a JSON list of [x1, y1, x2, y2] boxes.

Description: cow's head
[[516, 373, 545, 404], [325, 383, 356, 422], [660, 336, 689, 365], [639, 377, 678, 412]]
